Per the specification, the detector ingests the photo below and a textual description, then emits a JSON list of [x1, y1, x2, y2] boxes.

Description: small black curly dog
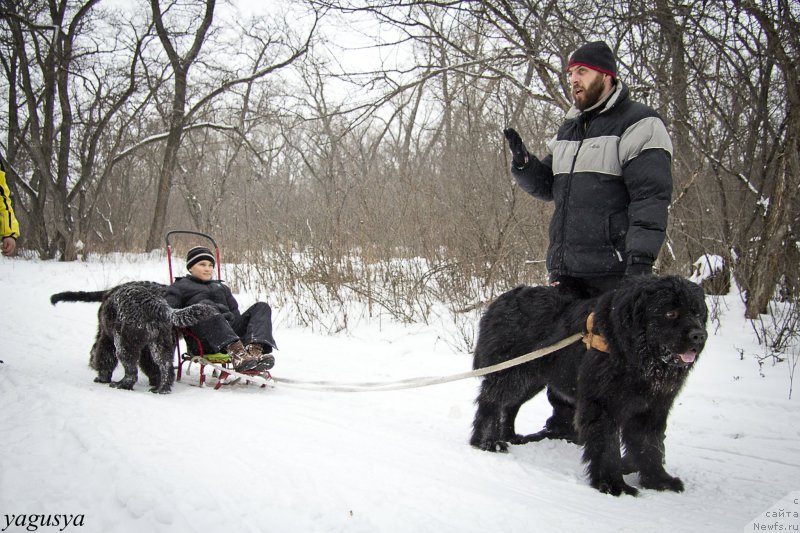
[[51, 281, 218, 394], [470, 275, 708, 496]]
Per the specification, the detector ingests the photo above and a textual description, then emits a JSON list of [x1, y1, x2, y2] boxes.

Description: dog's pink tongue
[[679, 350, 697, 363]]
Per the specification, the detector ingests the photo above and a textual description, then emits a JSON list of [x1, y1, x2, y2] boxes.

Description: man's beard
[[573, 74, 606, 111]]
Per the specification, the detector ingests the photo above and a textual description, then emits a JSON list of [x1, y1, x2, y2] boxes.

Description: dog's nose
[[689, 329, 707, 344]]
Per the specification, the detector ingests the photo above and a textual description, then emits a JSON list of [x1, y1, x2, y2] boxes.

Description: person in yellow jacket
[[0, 154, 20, 256]]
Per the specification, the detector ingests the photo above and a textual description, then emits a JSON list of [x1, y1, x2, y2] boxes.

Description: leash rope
[[196, 332, 582, 393]]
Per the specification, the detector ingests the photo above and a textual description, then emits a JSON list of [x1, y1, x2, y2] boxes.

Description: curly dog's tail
[[169, 303, 219, 328], [50, 290, 108, 305], [110, 284, 218, 328], [51, 281, 218, 328]]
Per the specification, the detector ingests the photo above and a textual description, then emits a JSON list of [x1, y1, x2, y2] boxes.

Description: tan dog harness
[[583, 312, 610, 353]]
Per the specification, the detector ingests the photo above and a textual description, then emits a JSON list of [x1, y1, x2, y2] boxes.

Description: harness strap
[[582, 312, 610, 353]]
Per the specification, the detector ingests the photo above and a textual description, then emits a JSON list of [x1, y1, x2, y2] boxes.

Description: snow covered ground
[[1, 254, 798, 533]]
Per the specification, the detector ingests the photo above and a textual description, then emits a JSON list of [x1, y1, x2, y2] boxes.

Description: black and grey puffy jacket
[[512, 80, 672, 277]]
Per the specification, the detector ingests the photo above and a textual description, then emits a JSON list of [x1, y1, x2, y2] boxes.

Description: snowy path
[[1, 256, 798, 532]]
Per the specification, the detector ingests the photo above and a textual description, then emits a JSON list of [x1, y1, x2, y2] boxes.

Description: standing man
[[503, 41, 673, 440], [0, 153, 20, 256]]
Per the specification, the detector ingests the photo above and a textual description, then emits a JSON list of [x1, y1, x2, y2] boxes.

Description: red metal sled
[[165, 230, 269, 389]]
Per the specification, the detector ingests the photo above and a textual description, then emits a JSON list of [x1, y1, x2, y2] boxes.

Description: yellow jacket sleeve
[[0, 160, 20, 240]]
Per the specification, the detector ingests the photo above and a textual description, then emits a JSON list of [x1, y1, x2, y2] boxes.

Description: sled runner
[[182, 354, 273, 388], [166, 230, 271, 390]]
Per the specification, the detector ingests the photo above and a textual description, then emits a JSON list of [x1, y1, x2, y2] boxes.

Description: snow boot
[[225, 340, 256, 372], [245, 343, 275, 372]]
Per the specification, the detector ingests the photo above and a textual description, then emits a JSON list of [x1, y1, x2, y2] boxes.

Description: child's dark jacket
[[166, 275, 240, 325]]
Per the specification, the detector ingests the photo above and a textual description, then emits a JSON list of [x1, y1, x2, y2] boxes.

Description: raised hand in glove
[[503, 128, 530, 168]]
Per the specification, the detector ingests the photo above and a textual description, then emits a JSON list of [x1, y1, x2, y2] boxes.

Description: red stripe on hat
[[566, 61, 617, 79]]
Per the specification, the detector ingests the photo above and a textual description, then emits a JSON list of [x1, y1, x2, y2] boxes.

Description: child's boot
[[225, 340, 254, 372], [245, 343, 275, 371]]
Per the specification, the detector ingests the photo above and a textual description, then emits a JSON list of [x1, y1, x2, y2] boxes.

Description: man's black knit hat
[[567, 41, 617, 79], [186, 246, 215, 270]]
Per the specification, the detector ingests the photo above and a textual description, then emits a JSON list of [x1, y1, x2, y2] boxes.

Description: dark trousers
[[549, 274, 624, 299], [186, 302, 277, 355]]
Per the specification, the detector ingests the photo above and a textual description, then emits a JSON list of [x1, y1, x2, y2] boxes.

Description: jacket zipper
[[556, 118, 589, 274]]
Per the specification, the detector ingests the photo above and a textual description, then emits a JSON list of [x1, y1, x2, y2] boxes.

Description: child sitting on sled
[[166, 246, 277, 373]]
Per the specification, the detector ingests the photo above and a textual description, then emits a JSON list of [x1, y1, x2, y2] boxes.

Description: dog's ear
[[606, 281, 643, 331], [590, 290, 614, 333], [686, 280, 709, 324], [605, 278, 657, 355], [631, 288, 653, 330], [592, 285, 637, 350]]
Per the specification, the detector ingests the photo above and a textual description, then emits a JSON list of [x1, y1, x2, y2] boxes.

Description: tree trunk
[[145, 0, 216, 251], [146, 74, 188, 251], [735, 0, 800, 318]]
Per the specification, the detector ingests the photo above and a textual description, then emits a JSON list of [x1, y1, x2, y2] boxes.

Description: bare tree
[[733, 0, 800, 317], [0, 0, 146, 260], [144, 0, 317, 251], [145, 0, 216, 251], [301, 0, 799, 318], [653, 0, 800, 317], [3, 0, 798, 331]]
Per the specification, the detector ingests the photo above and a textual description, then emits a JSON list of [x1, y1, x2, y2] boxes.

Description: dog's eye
[[665, 310, 679, 319]]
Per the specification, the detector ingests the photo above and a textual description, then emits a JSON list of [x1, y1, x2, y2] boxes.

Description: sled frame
[[165, 230, 268, 389]]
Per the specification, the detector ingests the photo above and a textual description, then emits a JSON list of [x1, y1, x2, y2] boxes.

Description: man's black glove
[[503, 127, 530, 168]]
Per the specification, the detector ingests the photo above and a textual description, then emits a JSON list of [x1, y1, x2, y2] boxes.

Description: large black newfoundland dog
[[51, 281, 218, 393], [470, 275, 708, 496]]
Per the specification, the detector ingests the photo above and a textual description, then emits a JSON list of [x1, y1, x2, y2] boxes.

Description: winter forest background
[[1, 0, 799, 355]]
